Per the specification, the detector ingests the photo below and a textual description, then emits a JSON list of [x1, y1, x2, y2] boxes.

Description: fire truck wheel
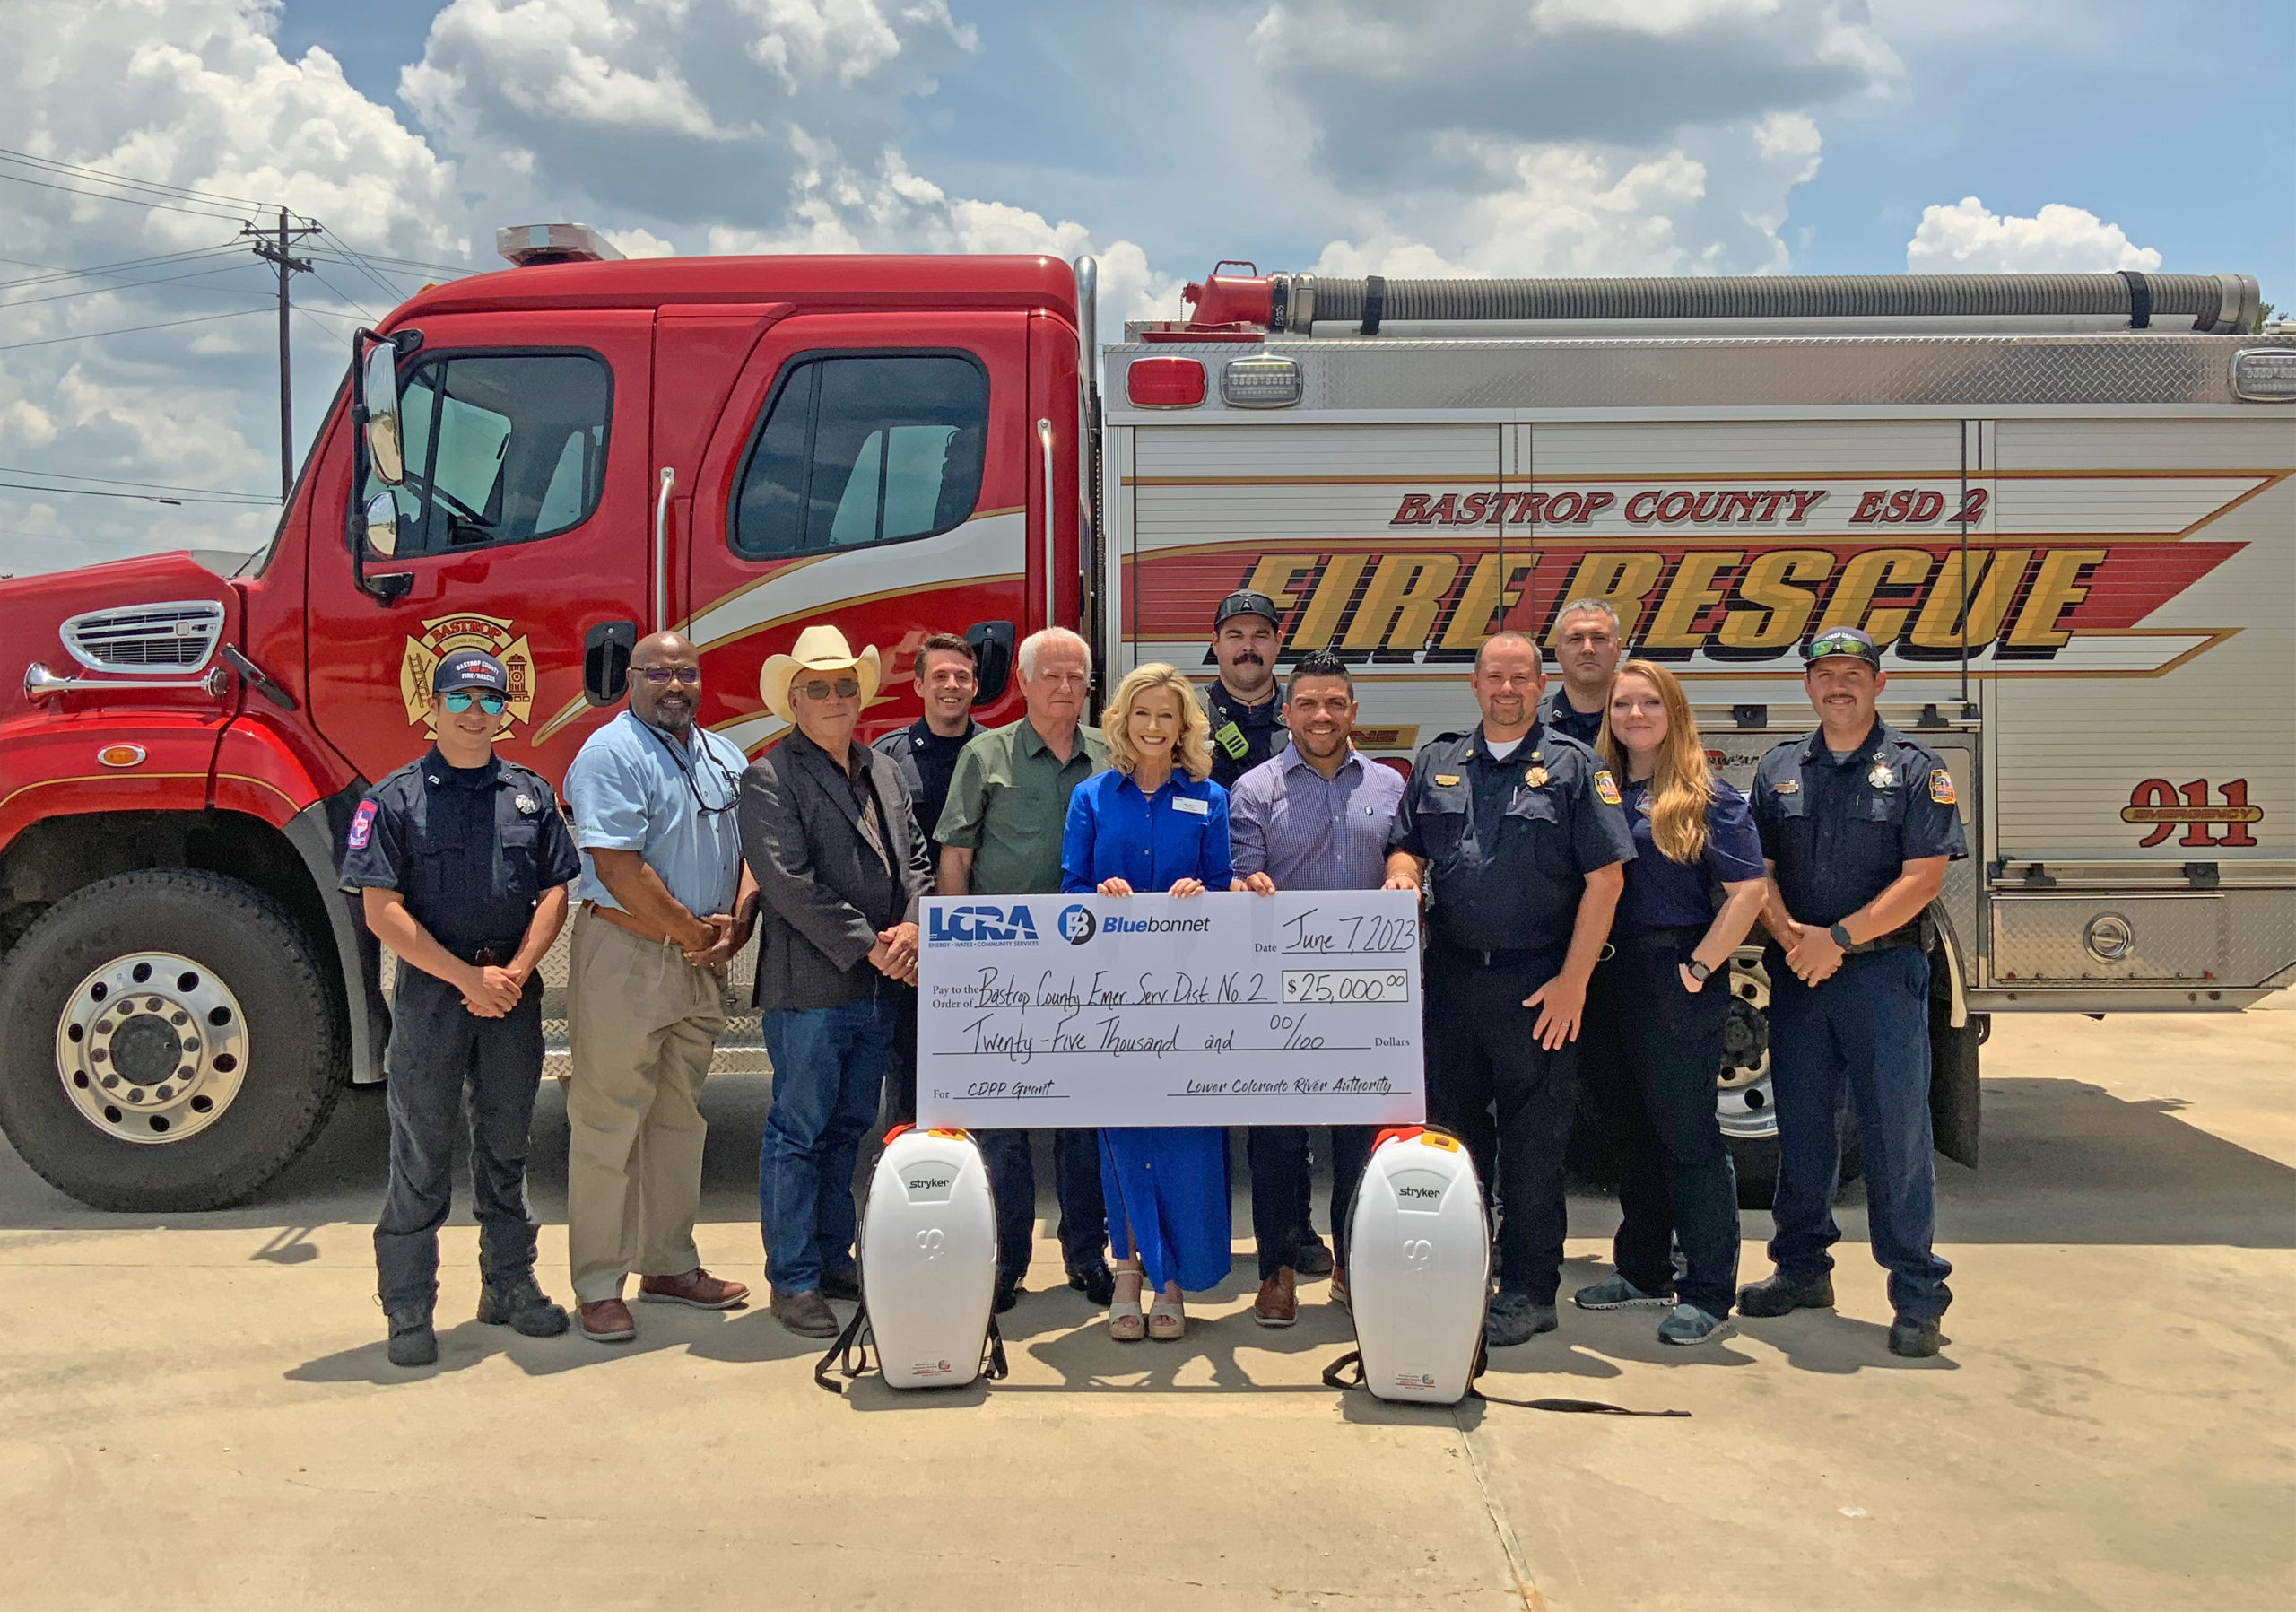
[[0, 869, 345, 1213], [1718, 957, 1862, 1210]]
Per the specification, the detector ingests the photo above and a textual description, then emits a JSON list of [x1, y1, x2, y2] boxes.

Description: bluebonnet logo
[[1101, 914, 1211, 935], [927, 904, 1040, 945], [1057, 904, 1098, 945]]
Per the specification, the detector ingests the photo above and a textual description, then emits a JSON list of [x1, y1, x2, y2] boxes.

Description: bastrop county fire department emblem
[[399, 613, 535, 732]]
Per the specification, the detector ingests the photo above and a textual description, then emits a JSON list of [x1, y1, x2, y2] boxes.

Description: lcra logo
[[927, 903, 1041, 945]]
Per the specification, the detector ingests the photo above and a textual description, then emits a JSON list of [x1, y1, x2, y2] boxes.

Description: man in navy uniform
[[1199, 589, 1292, 792], [1384, 631, 1636, 1346], [1535, 598, 1623, 747], [1741, 625, 1967, 1358], [341, 649, 582, 1367]]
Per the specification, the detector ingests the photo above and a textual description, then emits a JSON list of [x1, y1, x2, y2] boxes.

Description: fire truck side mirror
[[362, 492, 400, 558], [362, 343, 404, 487]]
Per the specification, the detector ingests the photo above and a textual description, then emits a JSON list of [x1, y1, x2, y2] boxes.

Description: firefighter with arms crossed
[[340, 650, 581, 1366], [1741, 626, 1966, 1358]]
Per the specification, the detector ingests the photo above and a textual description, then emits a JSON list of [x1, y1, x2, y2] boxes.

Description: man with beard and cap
[[561, 632, 757, 1345], [1537, 599, 1625, 748], [341, 649, 581, 1367]]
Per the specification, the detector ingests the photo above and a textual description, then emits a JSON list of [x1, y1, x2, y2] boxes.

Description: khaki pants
[[566, 913, 729, 1303]]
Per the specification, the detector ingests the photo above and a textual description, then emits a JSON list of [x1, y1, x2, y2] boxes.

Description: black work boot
[[386, 1307, 439, 1367], [476, 1275, 570, 1338], [1736, 1270, 1836, 1318], [1888, 1314, 1944, 1358]]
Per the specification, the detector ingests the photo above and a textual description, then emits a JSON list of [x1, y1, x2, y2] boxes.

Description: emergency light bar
[[497, 223, 626, 266]]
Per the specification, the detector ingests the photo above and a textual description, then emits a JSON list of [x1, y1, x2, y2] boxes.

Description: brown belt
[[579, 900, 682, 947]]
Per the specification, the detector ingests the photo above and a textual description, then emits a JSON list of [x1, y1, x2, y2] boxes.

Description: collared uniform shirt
[[1061, 770, 1235, 894], [1228, 746, 1405, 893], [1387, 725, 1637, 953], [563, 710, 748, 918], [339, 748, 580, 956], [1535, 685, 1605, 750], [936, 719, 1108, 895], [1200, 680, 1289, 792], [1613, 772, 1765, 936], [1751, 720, 1968, 930], [873, 716, 978, 859]]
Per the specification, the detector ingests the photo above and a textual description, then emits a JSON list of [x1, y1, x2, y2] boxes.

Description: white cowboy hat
[[760, 623, 882, 724]]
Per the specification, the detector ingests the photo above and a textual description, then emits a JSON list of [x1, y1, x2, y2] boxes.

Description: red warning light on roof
[[1125, 356, 1207, 409]]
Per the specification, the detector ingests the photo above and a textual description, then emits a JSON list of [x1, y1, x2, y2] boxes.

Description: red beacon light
[[1125, 356, 1207, 408]]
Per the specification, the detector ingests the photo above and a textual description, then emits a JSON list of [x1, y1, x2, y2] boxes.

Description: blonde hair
[[1597, 658, 1712, 865], [1103, 663, 1213, 781]]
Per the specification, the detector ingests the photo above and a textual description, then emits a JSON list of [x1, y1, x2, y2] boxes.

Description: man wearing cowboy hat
[[738, 623, 934, 1338]]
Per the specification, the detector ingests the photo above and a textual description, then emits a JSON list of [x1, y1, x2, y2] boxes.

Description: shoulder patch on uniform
[[1928, 768, 1957, 806], [1593, 770, 1622, 806], [347, 799, 378, 850]]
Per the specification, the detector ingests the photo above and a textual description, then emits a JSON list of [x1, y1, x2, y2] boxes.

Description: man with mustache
[[561, 632, 756, 1345]]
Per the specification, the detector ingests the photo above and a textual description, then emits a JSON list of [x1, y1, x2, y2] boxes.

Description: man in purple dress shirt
[[1228, 650, 1406, 1326]]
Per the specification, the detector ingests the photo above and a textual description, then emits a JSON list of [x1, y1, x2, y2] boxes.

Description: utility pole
[[243, 210, 320, 502]]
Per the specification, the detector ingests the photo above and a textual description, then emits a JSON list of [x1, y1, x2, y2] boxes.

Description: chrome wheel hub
[[1716, 961, 1776, 1141], [56, 952, 248, 1145]]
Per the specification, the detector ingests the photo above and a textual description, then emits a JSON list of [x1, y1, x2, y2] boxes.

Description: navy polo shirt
[[1536, 685, 1605, 749], [1751, 720, 1968, 929], [1613, 772, 1766, 936]]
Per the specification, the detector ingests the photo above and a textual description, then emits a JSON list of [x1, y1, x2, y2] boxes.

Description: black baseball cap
[[433, 649, 510, 694], [1804, 626, 1882, 667], [1213, 590, 1280, 631]]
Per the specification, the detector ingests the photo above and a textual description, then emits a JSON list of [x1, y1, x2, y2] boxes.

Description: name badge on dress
[[1174, 797, 1210, 815]]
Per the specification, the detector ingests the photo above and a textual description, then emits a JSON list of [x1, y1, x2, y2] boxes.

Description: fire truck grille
[[60, 601, 226, 671]]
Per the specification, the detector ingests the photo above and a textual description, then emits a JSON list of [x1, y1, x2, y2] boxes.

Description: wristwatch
[[1828, 922, 1854, 948], [1685, 958, 1712, 983]]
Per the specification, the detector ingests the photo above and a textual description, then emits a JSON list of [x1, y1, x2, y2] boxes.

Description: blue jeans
[[978, 1128, 1108, 1289], [1765, 945, 1953, 1321], [759, 997, 897, 1295]]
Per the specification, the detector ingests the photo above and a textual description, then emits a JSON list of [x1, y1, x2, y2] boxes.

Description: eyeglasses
[[799, 676, 861, 701], [639, 667, 702, 686], [441, 691, 508, 714], [642, 723, 740, 818]]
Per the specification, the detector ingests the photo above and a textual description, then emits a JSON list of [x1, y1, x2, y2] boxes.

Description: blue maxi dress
[[1060, 768, 1235, 1294]]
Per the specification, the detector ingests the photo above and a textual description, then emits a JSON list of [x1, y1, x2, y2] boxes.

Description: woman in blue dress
[[1061, 661, 1234, 1341]]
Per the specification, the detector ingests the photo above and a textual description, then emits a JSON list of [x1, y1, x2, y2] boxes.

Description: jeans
[[1424, 945, 1580, 1306], [1581, 932, 1741, 1318], [1249, 1127, 1370, 1279], [759, 996, 898, 1295], [978, 1129, 1109, 1289], [374, 970, 545, 1314], [1765, 945, 1954, 1322]]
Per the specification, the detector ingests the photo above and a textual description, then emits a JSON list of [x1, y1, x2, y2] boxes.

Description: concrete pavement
[[1, 1006, 2290, 1610]]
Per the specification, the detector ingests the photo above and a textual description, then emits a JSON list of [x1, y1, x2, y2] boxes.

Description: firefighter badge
[[1868, 761, 1894, 789], [400, 613, 535, 735]]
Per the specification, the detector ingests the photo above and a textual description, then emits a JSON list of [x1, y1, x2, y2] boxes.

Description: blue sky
[[0, 0, 2285, 577]]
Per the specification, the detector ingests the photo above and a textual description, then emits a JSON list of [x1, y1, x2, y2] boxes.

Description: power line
[[0, 169, 251, 223], [0, 308, 266, 353], [1, 258, 274, 311], [0, 464, 279, 499], [0, 478, 274, 507], [304, 267, 376, 323], [0, 145, 280, 213], [0, 242, 248, 292], [317, 225, 405, 304]]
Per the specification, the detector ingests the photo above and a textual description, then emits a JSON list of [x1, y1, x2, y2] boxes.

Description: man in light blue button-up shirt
[[1226, 650, 1405, 1326]]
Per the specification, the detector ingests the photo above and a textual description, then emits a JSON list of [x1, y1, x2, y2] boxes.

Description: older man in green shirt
[[935, 626, 1113, 1311]]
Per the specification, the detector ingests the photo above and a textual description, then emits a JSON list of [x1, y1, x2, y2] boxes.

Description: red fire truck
[[0, 228, 2288, 1212]]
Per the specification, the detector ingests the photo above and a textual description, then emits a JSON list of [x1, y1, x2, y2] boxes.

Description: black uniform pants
[[1424, 944, 1578, 1306], [1580, 931, 1741, 1318], [375, 967, 546, 1314], [1248, 1127, 1367, 1279]]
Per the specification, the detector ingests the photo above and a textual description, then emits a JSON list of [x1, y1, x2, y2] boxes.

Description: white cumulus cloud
[[1906, 196, 2162, 274]]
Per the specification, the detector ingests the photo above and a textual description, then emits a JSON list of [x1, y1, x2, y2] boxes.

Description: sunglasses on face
[[800, 677, 862, 702], [441, 691, 508, 715], [639, 666, 702, 686]]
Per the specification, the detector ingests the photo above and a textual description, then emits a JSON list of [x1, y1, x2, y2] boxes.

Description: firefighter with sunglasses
[[341, 649, 582, 1367]]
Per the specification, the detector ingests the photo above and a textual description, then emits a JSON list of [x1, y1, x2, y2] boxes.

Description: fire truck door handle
[[584, 621, 639, 708], [653, 466, 676, 635], [1037, 419, 1056, 628]]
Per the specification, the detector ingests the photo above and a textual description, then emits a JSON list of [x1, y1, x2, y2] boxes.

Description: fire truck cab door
[[304, 309, 655, 789], [675, 311, 1034, 757]]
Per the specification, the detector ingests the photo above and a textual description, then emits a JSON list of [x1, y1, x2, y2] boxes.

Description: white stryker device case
[[1344, 1126, 1492, 1405], [823, 1125, 1001, 1391]]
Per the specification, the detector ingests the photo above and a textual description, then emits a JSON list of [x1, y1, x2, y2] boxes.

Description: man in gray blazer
[[739, 624, 931, 1338]]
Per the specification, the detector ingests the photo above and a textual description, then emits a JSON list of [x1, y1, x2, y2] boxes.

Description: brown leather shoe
[[1255, 1268, 1298, 1328], [639, 1268, 751, 1311], [578, 1297, 637, 1345], [771, 1287, 840, 1338]]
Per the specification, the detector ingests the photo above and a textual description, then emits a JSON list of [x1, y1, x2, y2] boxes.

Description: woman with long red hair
[[1571, 659, 1768, 1345]]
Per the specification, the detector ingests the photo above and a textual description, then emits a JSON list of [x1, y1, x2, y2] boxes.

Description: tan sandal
[[1109, 1265, 1145, 1341], [1148, 1294, 1186, 1341]]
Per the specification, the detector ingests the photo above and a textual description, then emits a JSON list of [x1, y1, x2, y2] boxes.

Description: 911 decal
[[2122, 778, 2261, 849]]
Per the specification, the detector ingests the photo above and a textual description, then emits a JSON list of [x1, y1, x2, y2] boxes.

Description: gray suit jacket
[[739, 728, 931, 1013]]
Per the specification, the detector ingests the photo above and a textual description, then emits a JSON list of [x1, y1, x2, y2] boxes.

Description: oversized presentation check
[[915, 890, 1426, 1129]]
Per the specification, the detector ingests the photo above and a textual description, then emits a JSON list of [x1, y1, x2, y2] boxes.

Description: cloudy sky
[[1, 0, 2283, 577]]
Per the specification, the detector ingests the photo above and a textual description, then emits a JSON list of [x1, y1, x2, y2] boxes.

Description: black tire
[[0, 869, 346, 1211]]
